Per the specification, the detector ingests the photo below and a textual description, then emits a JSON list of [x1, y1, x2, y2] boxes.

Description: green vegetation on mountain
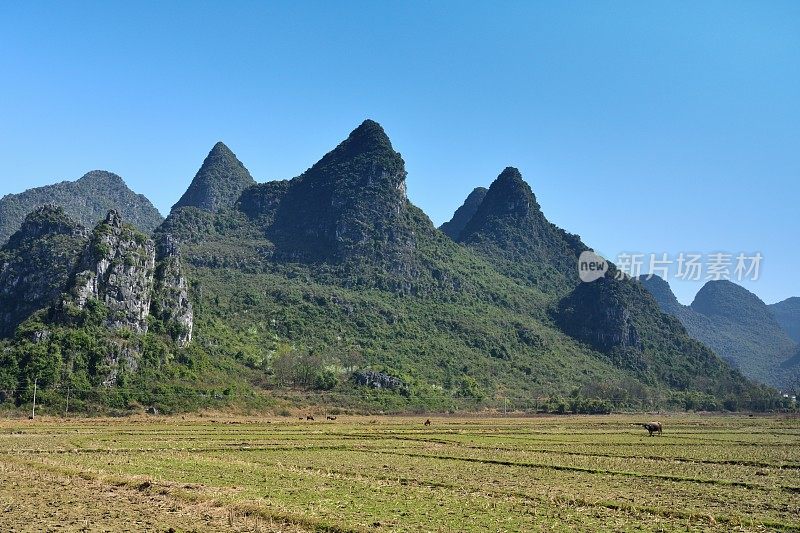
[[151, 121, 771, 412], [0, 206, 87, 337], [639, 276, 798, 391], [172, 142, 256, 213], [455, 167, 586, 295], [440, 167, 756, 405], [556, 273, 751, 400], [0, 170, 163, 245], [0, 120, 787, 413]]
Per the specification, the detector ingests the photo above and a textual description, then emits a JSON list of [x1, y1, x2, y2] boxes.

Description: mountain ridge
[[0, 170, 163, 245], [0, 120, 785, 413], [639, 275, 798, 389]]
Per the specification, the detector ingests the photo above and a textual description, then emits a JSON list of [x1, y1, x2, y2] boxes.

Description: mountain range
[[0, 120, 792, 413], [638, 275, 799, 391]]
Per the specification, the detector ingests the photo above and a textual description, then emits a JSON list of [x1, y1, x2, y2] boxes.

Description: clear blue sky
[[1, 1, 798, 304]]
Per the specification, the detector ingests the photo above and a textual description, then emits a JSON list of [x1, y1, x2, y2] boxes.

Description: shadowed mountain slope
[[439, 187, 488, 240]]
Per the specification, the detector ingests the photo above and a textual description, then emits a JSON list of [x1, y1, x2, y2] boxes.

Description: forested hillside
[[0, 121, 786, 414]]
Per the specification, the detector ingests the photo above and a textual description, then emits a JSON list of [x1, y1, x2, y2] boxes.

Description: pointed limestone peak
[[456, 166, 587, 294], [211, 140, 231, 152], [439, 187, 488, 240], [496, 166, 524, 184], [487, 166, 539, 211], [311, 119, 400, 175], [458, 167, 542, 242], [291, 119, 406, 197], [172, 141, 255, 213], [347, 119, 392, 146], [266, 120, 410, 263]]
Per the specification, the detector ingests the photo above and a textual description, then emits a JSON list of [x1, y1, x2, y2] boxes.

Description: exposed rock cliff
[[68, 210, 156, 333], [555, 274, 644, 370], [151, 234, 194, 346]]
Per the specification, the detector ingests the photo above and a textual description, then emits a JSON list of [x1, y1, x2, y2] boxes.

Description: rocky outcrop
[[99, 339, 143, 387], [68, 210, 156, 333], [2, 205, 195, 359], [454, 167, 586, 294], [0, 205, 88, 336], [353, 370, 406, 391], [556, 275, 642, 354], [151, 234, 194, 346]]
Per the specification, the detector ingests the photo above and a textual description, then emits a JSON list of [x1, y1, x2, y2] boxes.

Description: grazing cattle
[[640, 421, 662, 436], [424, 419, 431, 426], [306, 416, 315, 421], [326, 416, 337, 421]]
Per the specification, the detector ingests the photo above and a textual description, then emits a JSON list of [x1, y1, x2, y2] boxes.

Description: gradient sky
[[1, 1, 798, 304]]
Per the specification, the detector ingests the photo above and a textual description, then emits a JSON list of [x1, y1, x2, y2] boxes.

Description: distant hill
[[172, 142, 255, 213], [439, 187, 487, 240], [639, 276, 798, 390], [0, 170, 163, 245], [770, 297, 800, 343]]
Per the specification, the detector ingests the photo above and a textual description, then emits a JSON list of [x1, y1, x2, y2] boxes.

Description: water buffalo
[[640, 421, 662, 436]]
